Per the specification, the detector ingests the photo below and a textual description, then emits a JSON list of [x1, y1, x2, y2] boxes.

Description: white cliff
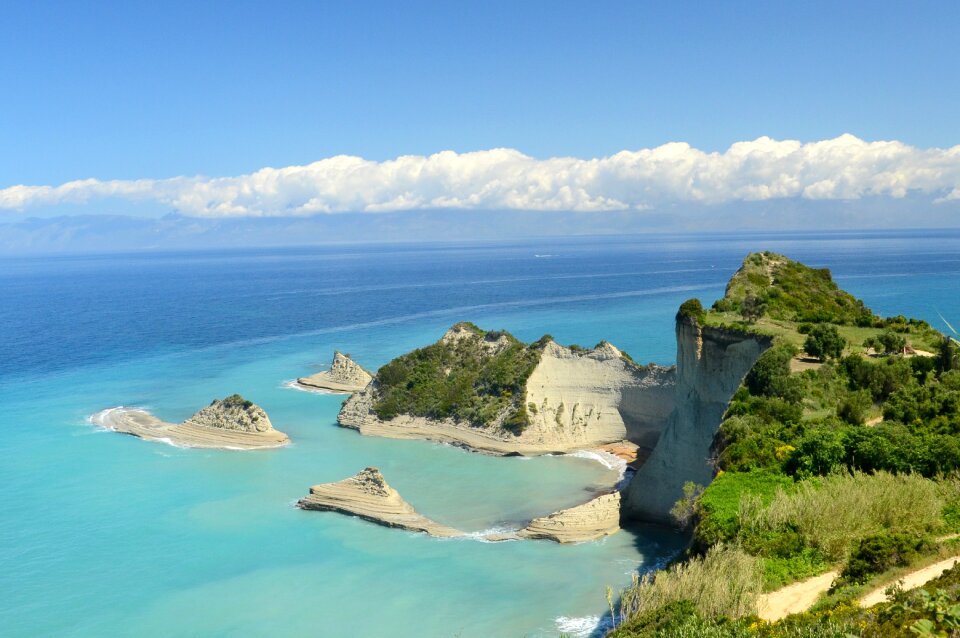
[[621, 316, 772, 524]]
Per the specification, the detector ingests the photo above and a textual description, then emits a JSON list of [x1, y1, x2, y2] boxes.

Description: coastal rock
[[298, 467, 624, 544], [621, 317, 772, 524], [522, 340, 674, 454], [297, 467, 463, 537], [296, 351, 373, 393], [183, 394, 274, 432], [92, 395, 289, 449], [338, 327, 675, 457], [518, 492, 621, 543]]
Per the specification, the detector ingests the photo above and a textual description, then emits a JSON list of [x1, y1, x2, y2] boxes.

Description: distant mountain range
[[0, 196, 953, 254]]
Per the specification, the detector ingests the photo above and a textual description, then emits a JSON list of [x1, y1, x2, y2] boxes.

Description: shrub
[[803, 324, 847, 361], [744, 344, 801, 402], [836, 389, 872, 425], [838, 532, 931, 585], [877, 330, 907, 354], [744, 471, 943, 560], [678, 298, 707, 324], [617, 545, 763, 623]]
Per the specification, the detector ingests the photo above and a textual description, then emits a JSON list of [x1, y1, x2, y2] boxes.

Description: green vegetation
[[372, 323, 544, 433], [609, 563, 960, 638], [802, 324, 846, 361], [616, 545, 763, 623], [608, 252, 960, 637], [220, 394, 254, 409]]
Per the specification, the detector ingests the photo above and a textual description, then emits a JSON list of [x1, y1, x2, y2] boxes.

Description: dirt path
[[756, 571, 839, 621], [859, 556, 960, 607]]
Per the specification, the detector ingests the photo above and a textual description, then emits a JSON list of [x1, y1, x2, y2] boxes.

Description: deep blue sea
[[2, 230, 959, 637]]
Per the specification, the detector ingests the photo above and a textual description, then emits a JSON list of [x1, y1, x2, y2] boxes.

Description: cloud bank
[[2, 134, 959, 217]]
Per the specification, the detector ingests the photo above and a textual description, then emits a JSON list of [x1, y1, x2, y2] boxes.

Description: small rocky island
[[297, 467, 622, 543], [296, 351, 372, 393], [93, 394, 289, 449]]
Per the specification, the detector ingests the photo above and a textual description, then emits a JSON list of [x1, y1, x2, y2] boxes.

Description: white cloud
[[2, 134, 959, 217]]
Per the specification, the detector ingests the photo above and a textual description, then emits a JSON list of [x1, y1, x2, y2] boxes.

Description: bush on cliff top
[[712, 252, 875, 326], [372, 326, 543, 432]]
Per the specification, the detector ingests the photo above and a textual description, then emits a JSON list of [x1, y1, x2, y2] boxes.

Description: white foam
[[554, 614, 611, 637], [281, 379, 340, 395], [567, 450, 628, 478], [460, 525, 521, 543]]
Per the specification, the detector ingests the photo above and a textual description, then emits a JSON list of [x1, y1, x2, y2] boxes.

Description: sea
[[2, 229, 959, 638]]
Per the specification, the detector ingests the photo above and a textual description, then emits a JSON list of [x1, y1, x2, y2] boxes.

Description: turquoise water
[[2, 231, 959, 637]]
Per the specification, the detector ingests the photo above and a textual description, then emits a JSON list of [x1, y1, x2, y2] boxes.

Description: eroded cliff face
[[621, 318, 772, 524], [522, 340, 675, 452], [338, 336, 676, 455]]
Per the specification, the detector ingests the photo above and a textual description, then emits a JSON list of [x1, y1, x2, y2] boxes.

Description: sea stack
[[92, 394, 290, 449], [296, 351, 373, 393], [297, 467, 463, 537], [518, 492, 622, 543]]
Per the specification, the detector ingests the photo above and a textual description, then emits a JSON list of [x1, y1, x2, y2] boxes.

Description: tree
[[938, 336, 959, 373], [877, 330, 907, 355], [803, 324, 847, 361], [740, 294, 766, 323]]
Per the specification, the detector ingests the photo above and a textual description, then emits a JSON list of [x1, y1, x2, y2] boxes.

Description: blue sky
[[1, 1, 959, 230]]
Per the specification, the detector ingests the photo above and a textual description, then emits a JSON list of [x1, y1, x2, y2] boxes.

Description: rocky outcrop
[[297, 467, 463, 537], [296, 352, 372, 393], [518, 492, 621, 543], [92, 395, 289, 449], [621, 318, 772, 524], [338, 332, 675, 456], [298, 467, 624, 544], [523, 340, 674, 455]]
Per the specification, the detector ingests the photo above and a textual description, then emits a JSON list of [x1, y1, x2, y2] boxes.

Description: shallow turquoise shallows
[[2, 231, 959, 637]]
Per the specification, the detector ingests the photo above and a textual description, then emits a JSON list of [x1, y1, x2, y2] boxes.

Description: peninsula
[[296, 351, 372, 393], [606, 252, 960, 637], [93, 394, 289, 449]]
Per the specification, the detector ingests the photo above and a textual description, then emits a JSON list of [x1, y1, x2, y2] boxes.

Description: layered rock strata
[[517, 492, 621, 543], [298, 467, 622, 543], [93, 395, 289, 449], [297, 467, 462, 537], [296, 352, 372, 393]]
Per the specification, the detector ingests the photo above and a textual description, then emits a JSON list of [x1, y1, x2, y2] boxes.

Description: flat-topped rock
[[297, 467, 463, 537], [92, 395, 289, 449], [518, 492, 621, 543], [296, 352, 373, 393]]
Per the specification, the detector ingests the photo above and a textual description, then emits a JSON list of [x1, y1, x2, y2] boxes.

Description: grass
[[615, 545, 763, 625], [743, 471, 945, 561]]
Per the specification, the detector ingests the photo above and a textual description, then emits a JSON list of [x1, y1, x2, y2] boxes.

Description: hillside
[[609, 252, 960, 637], [338, 322, 675, 455]]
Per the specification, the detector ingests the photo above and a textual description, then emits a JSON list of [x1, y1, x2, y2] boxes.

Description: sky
[[1, 1, 959, 236]]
